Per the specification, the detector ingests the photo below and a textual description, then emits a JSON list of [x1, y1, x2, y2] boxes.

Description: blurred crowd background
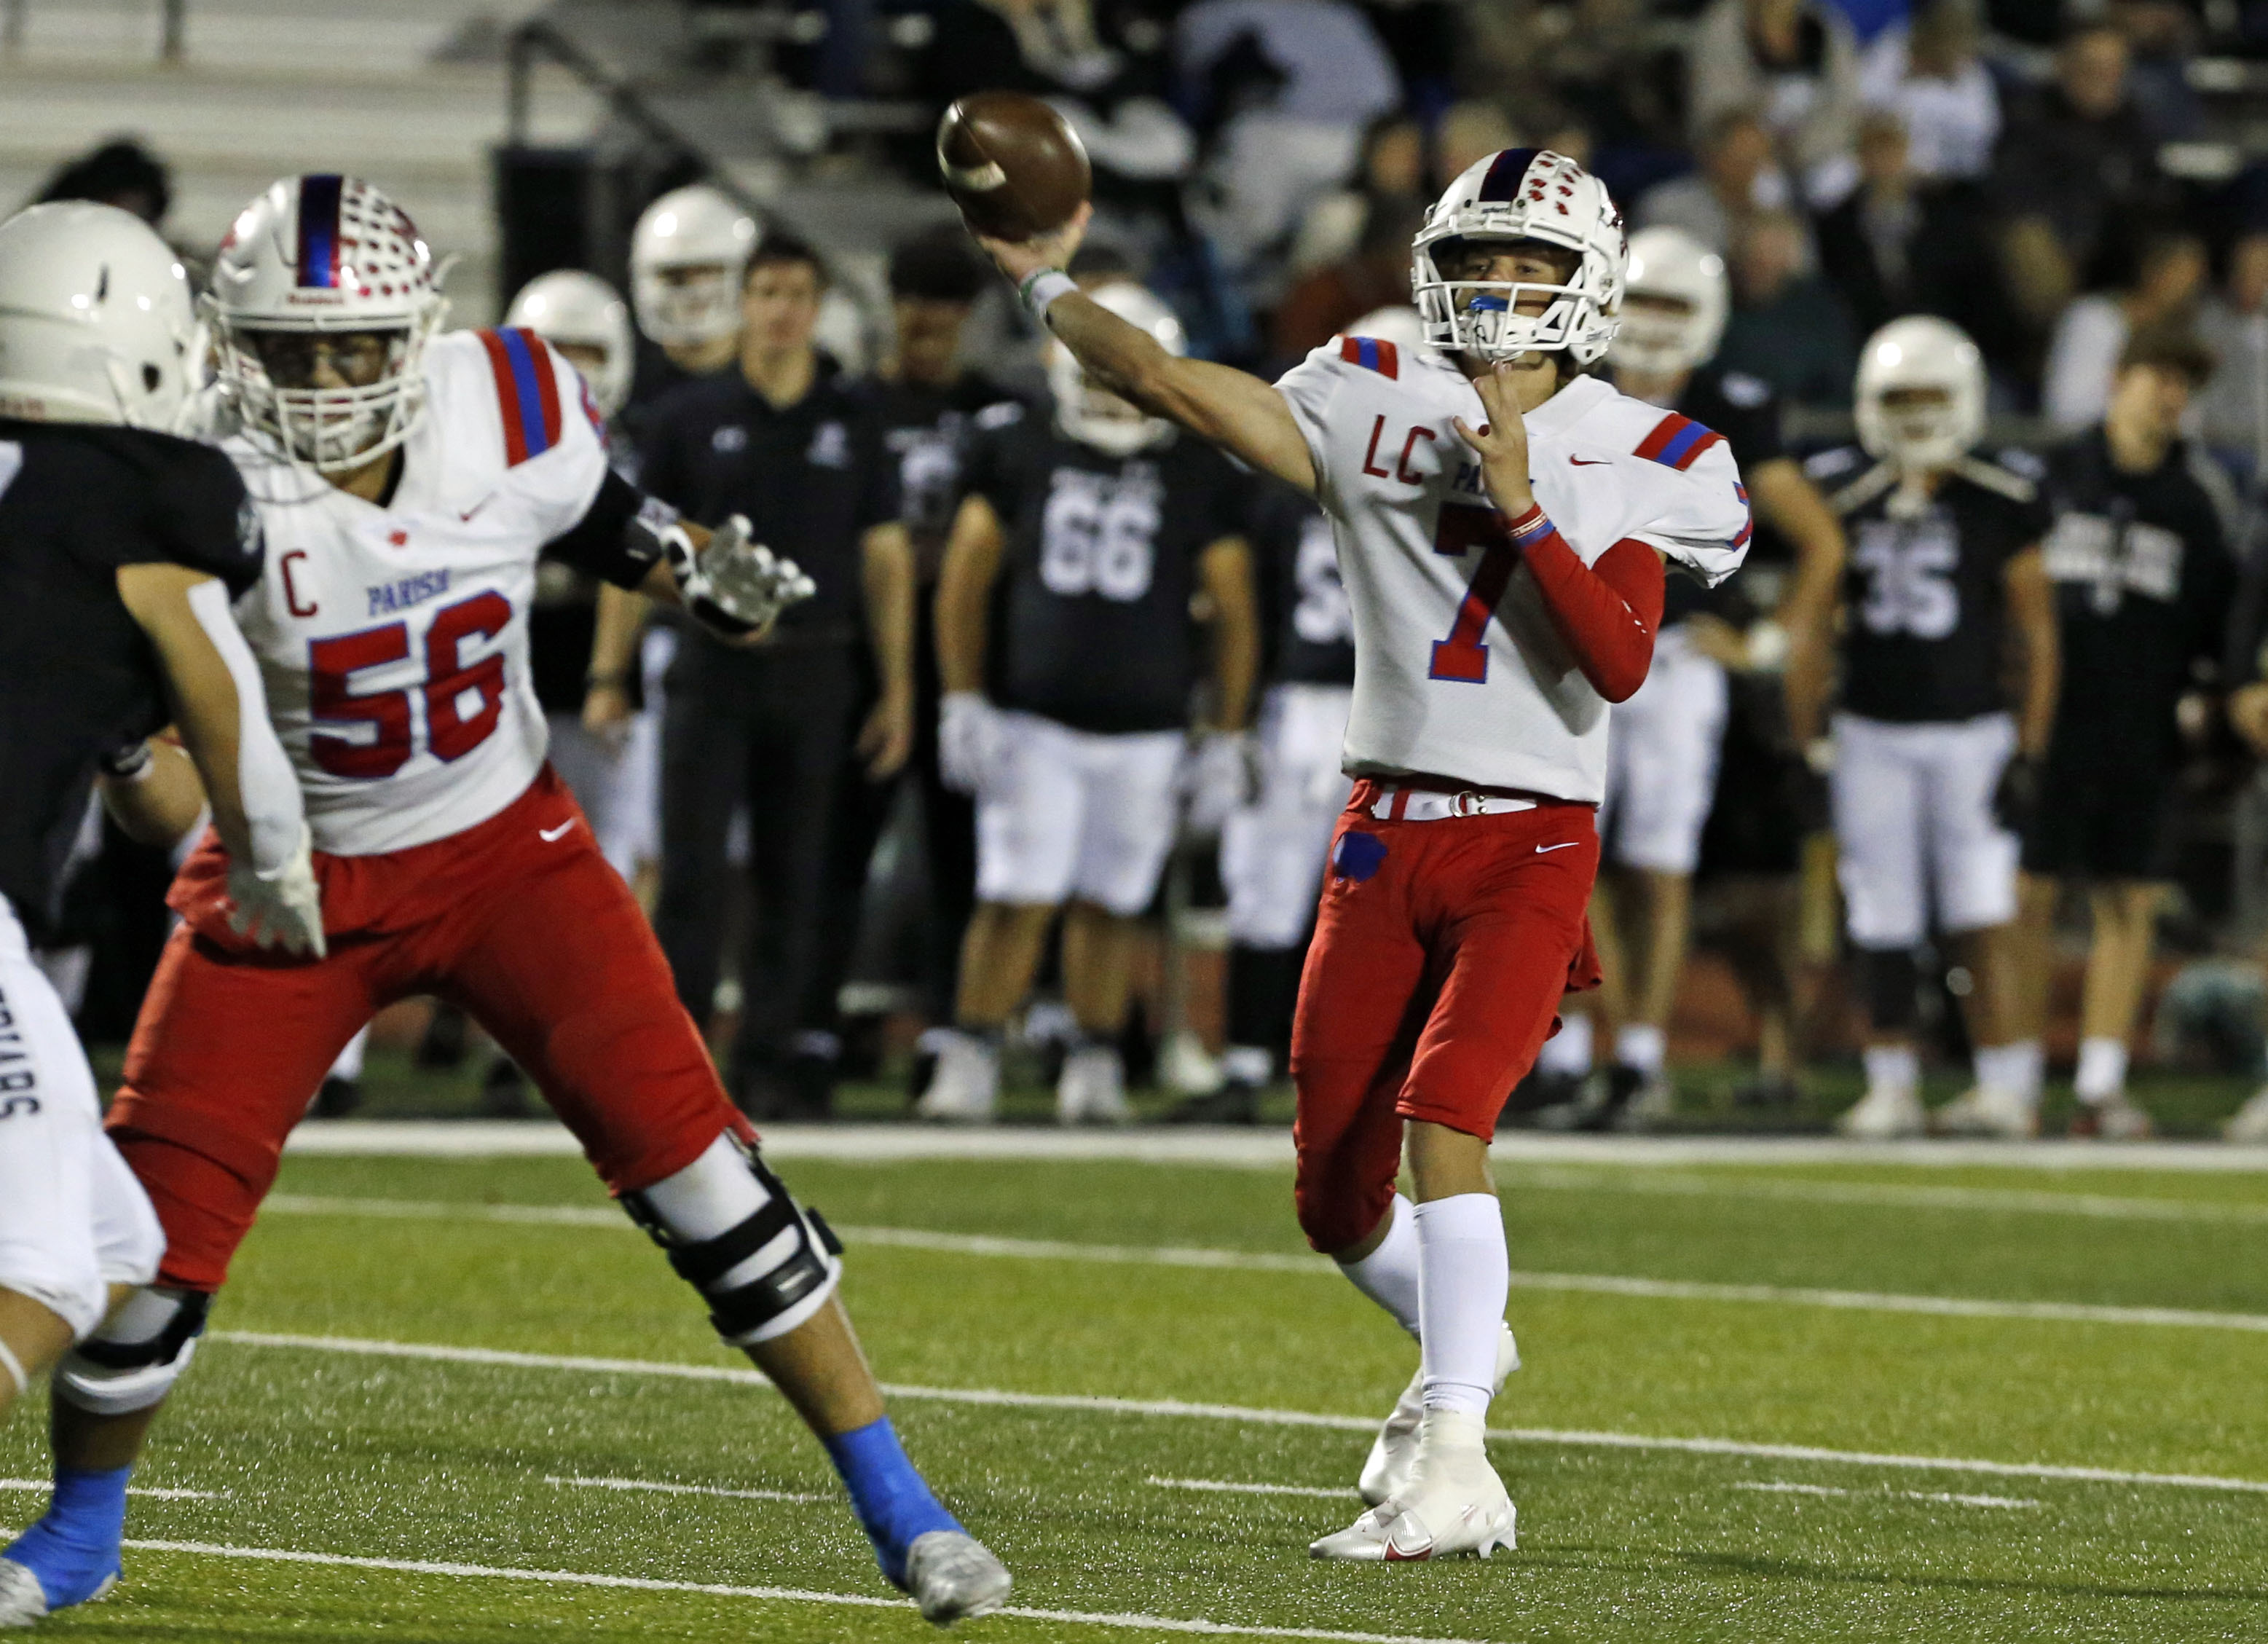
[[19, 0, 2268, 1133]]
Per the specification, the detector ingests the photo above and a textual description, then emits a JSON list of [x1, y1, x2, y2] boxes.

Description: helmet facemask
[[1414, 235, 1591, 364], [1049, 340, 1170, 456], [217, 311, 439, 473], [634, 261, 744, 349]]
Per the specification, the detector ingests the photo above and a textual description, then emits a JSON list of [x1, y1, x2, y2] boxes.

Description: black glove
[[1993, 753, 2040, 835]]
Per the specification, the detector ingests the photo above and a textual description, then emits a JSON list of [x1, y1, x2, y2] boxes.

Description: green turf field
[[5, 1141, 2265, 1642]]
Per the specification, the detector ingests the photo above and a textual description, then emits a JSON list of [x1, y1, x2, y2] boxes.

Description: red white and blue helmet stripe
[[295, 173, 344, 289]]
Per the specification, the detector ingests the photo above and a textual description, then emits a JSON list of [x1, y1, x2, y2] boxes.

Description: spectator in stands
[[2195, 230, 2268, 484], [1285, 113, 1425, 275], [1272, 198, 1426, 361], [1687, 0, 1862, 207], [1991, 23, 2173, 334], [629, 236, 916, 1119], [1520, 0, 1687, 159], [1638, 107, 1781, 256], [1717, 209, 1855, 406], [1814, 109, 2009, 347], [34, 138, 170, 227], [1436, 99, 1521, 184], [1858, 0, 2000, 181], [2042, 230, 2207, 431]]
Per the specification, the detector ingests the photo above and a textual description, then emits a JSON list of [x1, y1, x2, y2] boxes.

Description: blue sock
[[3, 1465, 130, 1609], [822, 1418, 961, 1586]]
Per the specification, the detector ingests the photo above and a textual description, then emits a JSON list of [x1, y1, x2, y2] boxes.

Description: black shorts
[[2022, 749, 2179, 881]]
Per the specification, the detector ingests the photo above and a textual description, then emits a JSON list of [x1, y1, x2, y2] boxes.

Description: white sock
[[1862, 1044, 1918, 1098], [2075, 1037, 2129, 1104], [1335, 1193, 1422, 1338], [1973, 1040, 2042, 1108], [1535, 1013, 1591, 1077], [1615, 1023, 1666, 1076], [1414, 1194, 1509, 1420], [328, 1025, 369, 1083]]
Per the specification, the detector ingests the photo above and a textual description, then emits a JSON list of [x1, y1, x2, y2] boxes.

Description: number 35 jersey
[[1275, 338, 1751, 803], [1805, 446, 2052, 725], [959, 400, 1248, 734], [223, 329, 655, 855]]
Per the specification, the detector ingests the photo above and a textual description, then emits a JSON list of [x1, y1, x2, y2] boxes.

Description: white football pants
[[1831, 711, 2018, 948]]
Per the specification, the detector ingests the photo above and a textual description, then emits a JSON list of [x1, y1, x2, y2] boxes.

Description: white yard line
[[1147, 1478, 1357, 1500], [1509, 1168, 2268, 1227], [205, 1329, 2268, 1495], [280, 1120, 2268, 1173], [258, 1196, 2268, 1334], [0, 1479, 217, 1500], [544, 1476, 823, 1503], [1733, 1482, 2039, 1509], [119, 1538, 1489, 1644]]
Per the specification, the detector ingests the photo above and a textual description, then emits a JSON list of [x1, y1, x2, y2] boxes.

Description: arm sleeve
[[139, 441, 264, 598], [1515, 511, 1666, 704], [542, 468, 667, 590]]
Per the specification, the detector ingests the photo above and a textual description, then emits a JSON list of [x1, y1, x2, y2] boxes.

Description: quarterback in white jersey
[[23, 176, 1012, 1629], [971, 145, 1747, 1562]]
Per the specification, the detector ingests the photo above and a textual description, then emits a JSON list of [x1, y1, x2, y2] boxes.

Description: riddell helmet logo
[[283, 290, 346, 304]]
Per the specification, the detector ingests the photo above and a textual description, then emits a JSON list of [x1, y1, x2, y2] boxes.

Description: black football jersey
[[870, 375, 1023, 583], [0, 421, 262, 938], [1808, 445, 2054, 724], [1661, 368, 1787, 627], [2039, 430, 2234, 762], [961, 402, 1248, 734], [1247, 479, 1353, 688]]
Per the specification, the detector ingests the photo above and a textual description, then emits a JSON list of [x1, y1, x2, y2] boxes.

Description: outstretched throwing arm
[[972, 205, 1317, 497]]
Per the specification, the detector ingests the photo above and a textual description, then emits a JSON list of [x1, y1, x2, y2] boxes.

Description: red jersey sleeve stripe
[[1338, 335, 1400, 377], [1670, 428, 1725, 471], [477, 328, 566, 466]]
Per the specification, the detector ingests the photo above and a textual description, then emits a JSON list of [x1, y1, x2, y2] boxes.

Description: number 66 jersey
[[1275, 337, 1752, 800], [224, 328, 658, 854]]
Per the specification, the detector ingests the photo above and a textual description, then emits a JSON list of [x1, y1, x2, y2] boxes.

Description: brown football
[[937, 92, 1091, 240]]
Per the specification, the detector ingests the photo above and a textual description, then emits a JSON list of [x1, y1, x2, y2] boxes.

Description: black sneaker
[[1161, 1081, 1263, 1125], [312, 1076, 362, 1118], [1506, 1069, 1587, 1125]]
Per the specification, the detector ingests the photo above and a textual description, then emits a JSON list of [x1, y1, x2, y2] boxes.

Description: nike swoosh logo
[[460, 495, 495, 522], [539, 820, 576, 842], [1569, 456, 1610, 466], [1536, 841, 1578, 853]]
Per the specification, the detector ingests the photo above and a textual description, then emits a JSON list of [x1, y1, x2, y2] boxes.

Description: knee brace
[[55, 1287, 208, 1416], [623, 1136, 843, 1348], [1860, 945, 1921, 1037]]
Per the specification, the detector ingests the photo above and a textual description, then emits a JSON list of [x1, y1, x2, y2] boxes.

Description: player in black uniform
[[0, 202, 320, 1625], [920, 279, 1258, 1125], [1534, 227, 1846, 1126], [1802, 317, 2060, 1138], [2012, 331, 2232, 1139]]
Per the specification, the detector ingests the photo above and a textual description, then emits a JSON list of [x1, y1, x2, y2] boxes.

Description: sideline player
[[918, 278, 1258, 1125], [8, 176, 1009, 1626], [2009, 332, 2231, 1138], [0, 200, 323, 1625], [626, 183, 759, 414], [970, 147, 1748, 1556], [1543, 227, 1846, 1125], [1801, 318, 2059, 1138]]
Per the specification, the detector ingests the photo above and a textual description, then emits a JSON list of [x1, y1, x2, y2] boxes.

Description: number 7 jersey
[[1276, 337, 1752, 802], [224, 327, 637, 854]]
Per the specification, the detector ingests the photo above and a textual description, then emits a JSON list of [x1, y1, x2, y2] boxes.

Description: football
[[936, 91, 1091, 241]]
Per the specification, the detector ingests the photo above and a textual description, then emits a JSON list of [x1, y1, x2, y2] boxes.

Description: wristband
[[1504, 506, 1554, 548], [1018, 268, 1077, 327]]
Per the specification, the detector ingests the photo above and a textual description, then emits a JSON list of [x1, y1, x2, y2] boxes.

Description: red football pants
[[109, 768, 747, 1293], [1288, 781, 1602, 1254]]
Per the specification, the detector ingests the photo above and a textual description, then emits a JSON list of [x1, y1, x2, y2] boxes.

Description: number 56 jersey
[[1276, 338, 1752, 803], [224, 329, 658, 855]]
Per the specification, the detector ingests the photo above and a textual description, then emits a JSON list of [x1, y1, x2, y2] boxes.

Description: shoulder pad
[[473, 327, 568, 467], [1803, 445, 1865, 481], [1993, 447, 2047, 481], [974, 400, 1025, 431], [1333, 334, 1403, 379], [1718, 371, 1773, 409]]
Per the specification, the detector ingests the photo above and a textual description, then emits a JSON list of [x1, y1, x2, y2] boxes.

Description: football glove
[[1183, 729, 1259, 837], [226, 822, 326, 959], [668, 514, 817, 639], [939, 692, 1005, 795]]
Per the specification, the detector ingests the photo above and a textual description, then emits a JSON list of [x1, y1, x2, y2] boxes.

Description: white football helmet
[[1613, 227, 1728, 375], [208, 175, 446, 472], [505, 269, 632, 417], [630, 184, 758, 348], [1411, 147, 1626, 366], [1855, 315, 1985, 471], [0, 201, 197, 429], [1050, 281, 1184, 455]]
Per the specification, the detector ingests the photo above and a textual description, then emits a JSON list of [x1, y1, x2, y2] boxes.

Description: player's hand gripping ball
[[937, 93, 1092, 241]]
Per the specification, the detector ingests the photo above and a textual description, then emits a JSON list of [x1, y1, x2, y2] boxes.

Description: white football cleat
[[1313, 1412, 1515, 1562], [1836, 1082, 1926, 1139], [2070, 1093, 2154, 1141], [0, 1559, 47, 1627], [1056, 1045, 1132, 1125], [2224, 1088, 2268, 1144], [1360, 1323, 1520, 1506], [1929, 1085, 2037, 1138], [902, 1530, 1012, 1626], [913, 1032, 999, 1124]]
